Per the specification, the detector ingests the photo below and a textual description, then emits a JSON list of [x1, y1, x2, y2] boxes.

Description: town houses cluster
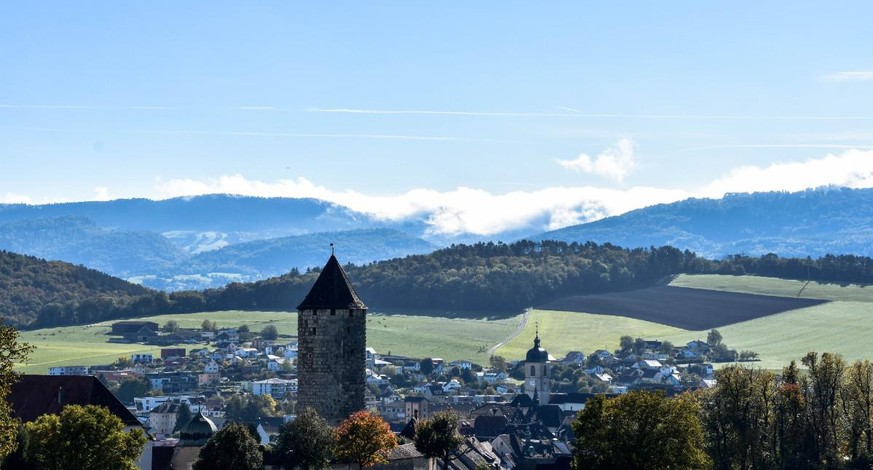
[[14, 254, 726, 469]]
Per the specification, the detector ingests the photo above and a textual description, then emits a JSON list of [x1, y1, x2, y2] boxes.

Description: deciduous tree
[[116, 376, 150, 404], [0, 322, 32, 462], [261, 324, 279, 340], [414, 410, 464, 470], [572, 391, 709, 470], [275, 407, 334, 469], [334, 411, 396, 469], [193, 421, 262, 470], [22, 404, 146, 470]]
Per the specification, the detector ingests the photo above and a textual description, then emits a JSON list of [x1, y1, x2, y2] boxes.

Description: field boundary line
[[489, 308, 530, 356]]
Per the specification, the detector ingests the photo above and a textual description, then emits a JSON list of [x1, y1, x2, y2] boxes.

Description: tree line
[[15, 241, 873, 329], [574, 351, 873, 469]]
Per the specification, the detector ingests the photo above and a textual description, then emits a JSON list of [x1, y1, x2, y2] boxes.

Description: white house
[[48, 366, 90, 376], [131, 353, 153, 363], [251, 378, 295, 400]]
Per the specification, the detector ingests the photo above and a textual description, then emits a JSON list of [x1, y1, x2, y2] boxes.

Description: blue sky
[[2, 2, 873, 235]]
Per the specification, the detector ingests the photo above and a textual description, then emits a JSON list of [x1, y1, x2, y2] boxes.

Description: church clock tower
[[524, 325, 551, 405]]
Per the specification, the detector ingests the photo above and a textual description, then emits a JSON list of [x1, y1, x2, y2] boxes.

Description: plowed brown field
[[538, 286, 829, 330]]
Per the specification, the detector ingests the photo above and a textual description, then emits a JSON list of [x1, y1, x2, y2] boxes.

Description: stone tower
[[297, 254, 367, 424], [524, 326, 551, 405]]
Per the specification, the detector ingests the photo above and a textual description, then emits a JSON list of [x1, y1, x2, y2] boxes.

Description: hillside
[[499, 275, 873, 370], [535, 187, 873, 258], [0, 216, 188, 276], [0, 196, 439, 290], [143, 228, 437, 290], [0, 250, 151, 327]]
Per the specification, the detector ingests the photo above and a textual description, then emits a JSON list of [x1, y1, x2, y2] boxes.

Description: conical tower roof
[[297, 254, 367, 310]]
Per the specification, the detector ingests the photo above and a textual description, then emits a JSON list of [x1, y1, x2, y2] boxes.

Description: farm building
[[111, 320, 160, 342]]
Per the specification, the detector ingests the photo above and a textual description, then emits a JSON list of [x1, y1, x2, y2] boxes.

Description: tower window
[[311, 327, 316, 335], [530, 366, 536, 376]]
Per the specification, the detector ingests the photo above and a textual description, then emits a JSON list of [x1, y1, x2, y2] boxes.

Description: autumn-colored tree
[[334, 410, 397, 469], [0, 322, 32, 462], [701, 366, 776, 469], [842, 360, 873, 464], [801, 351, 846, 467], [414, 410, 464, 470], [22, 404, 147, 470]]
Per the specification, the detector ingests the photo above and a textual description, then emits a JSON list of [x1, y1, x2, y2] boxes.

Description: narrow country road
[[488, 308, 531, 356]]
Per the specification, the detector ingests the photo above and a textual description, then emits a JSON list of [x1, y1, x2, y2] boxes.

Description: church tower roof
[[525, 324, 549, 363], [297, 254, 367, 310]]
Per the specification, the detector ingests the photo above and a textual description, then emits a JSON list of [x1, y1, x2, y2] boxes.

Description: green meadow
[[17, 275, 873, 374], [17, 310, 519, 374], [499, 275, 873, 370]]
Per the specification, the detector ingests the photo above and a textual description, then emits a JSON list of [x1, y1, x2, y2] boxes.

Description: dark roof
[[510, 393, 534, 408], [151, 445, 176, 470], [297, 255, 366, 310], [8, 375, 141, 427], [537, 405, 563, 429], [151, 402, 182, 415], [179, 413, 218, 446], [399, 417, 418, 440], [526, 334, 549, 363], [386, 443, 424, 461], [473, 415, 508, 438]]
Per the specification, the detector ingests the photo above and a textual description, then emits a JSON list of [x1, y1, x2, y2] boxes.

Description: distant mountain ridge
[[534, 187, 873, 258], [3, 188, 873, 291], [0, 195, 439, 289]]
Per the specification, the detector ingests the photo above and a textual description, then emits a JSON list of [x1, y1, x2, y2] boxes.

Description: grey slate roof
[[297, 255, 367, 310]]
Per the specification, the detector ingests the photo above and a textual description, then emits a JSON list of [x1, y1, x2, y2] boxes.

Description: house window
[[530, 366, 535, 376]]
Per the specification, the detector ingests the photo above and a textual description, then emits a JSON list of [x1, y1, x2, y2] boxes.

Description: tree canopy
[[193, 421, 262, 470], [334, 411, 397, 469], [22, 404, 146, 470], [414, 410, 464, 470], [275, 407, 334, 469], [0, 322, 31, 462], [572, 391, 709, 470]]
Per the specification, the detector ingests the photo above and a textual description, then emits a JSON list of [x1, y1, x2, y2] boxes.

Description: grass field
[[498, 275, 873, 370], [17, 274, 873, 374], [17, 310, 520, 374], [670, 274, 873, 302]]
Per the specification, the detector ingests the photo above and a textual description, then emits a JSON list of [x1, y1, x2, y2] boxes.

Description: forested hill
[[0, 250, 151, 327], [18, 241, 873, 329], [535, 187, 873, 258]]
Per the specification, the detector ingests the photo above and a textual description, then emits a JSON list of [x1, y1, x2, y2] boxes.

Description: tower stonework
[[296, 254, 367, 424]]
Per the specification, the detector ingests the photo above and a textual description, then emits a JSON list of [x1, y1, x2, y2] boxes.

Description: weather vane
[[330, 242, 335, 256]]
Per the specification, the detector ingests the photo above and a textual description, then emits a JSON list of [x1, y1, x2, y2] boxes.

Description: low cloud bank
[[154, 149, 873, 237]]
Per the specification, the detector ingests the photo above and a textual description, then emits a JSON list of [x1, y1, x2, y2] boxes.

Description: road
[[488, 308, 531, 356]]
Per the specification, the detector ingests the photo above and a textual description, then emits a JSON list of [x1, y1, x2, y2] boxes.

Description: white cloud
[[556, 139, 636, 182], [700, 149, 873, 197], [153, 148, 873, 237], [0, 193, 32, 204], [823, 71, 873, 82], [93, 186, 111, 201]]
